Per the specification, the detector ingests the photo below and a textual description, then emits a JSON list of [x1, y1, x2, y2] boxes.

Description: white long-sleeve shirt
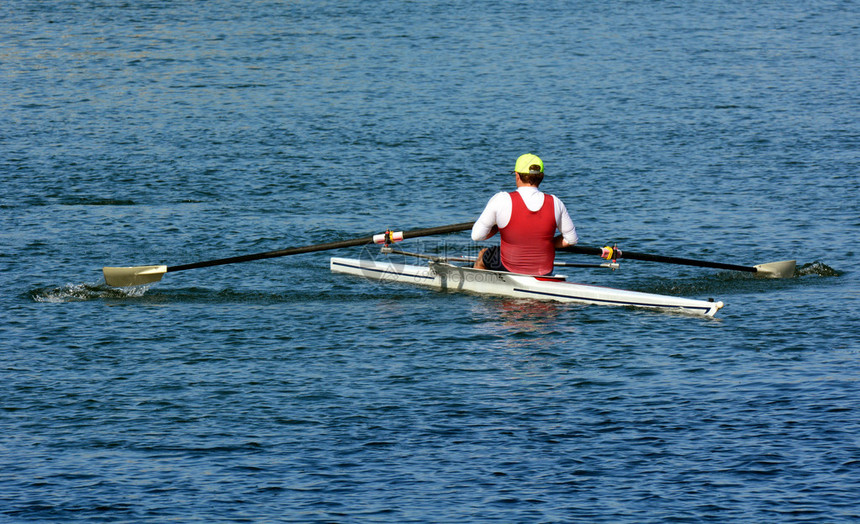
[[471, 186, 578, 244]]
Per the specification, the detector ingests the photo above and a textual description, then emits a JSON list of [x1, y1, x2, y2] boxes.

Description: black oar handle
[[167, 221, 475, 273], [560, 245, 758, 273]]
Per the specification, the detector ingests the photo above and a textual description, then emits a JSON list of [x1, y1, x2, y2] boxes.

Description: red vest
[[500, 192, 557, 275]]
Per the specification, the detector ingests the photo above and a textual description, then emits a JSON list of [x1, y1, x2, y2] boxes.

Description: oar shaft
[[402, 221, 474, 240], [560, 245, 758, 273], [168, 237, 373, 272], [167, 222, 475, 273]]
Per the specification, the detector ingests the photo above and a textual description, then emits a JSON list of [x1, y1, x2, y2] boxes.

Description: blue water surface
[[2, 1, 858, 522]]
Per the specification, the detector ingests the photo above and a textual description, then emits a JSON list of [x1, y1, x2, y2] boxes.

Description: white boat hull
[[330, 257, 724, 317]]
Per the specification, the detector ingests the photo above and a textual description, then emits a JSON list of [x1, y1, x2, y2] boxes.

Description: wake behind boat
[[330, 255, 725, 317]]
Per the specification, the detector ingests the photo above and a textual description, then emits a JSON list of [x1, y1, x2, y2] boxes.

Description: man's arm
[[471, 193, 507, 241], [554, 197, 578, 246]]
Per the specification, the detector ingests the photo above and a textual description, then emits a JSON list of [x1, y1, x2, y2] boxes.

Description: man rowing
[[472, 154, 578, 275]]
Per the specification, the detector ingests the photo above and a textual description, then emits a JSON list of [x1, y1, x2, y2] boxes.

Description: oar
[[103, 221, 474, 287], [560, 244, 795, 278], [386, 250, 621, 270]]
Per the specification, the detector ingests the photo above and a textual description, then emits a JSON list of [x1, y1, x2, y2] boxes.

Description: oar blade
[[754, 259, 796, 278], [103, 265, 167, 287]]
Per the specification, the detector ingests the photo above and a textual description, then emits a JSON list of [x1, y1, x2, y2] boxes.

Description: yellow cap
[[514, 154, 543, 175]]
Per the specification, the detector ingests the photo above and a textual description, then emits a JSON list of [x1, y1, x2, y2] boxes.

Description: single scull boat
[[103, 222, 791, 318], [330, 255, 725, 317]]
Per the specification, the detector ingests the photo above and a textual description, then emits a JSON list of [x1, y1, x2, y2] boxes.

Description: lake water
[[2, 1, 858, 522]]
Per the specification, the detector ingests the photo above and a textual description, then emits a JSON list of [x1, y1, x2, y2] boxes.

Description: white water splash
[[31, 282, 151, 303], [796, 261, 840, 277]]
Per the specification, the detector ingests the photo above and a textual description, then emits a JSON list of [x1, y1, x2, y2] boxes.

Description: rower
[[471, 154, 578, 276]]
